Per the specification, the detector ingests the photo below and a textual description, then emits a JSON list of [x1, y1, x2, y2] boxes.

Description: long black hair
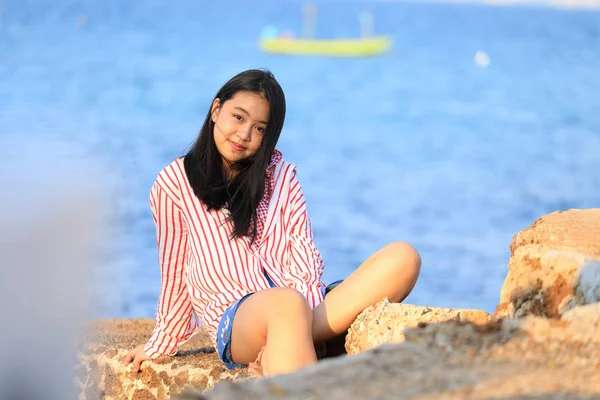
[[183, 69, 286, 243]]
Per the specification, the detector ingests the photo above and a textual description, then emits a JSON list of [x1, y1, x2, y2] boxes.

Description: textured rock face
[[78, 319, 252, 400], [189, 312, 600, 400], [495, 209, 600, 318], [562, 302, 600, 324], [510, 209, 600, 257], [345, 299, 492, 355]]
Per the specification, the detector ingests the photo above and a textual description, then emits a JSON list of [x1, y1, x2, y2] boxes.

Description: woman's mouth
[[228, 141, 246, 152]]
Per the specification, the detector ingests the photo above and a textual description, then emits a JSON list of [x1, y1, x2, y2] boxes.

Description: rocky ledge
[[79, 319, 253, 399], [79, 209, 600, 399]]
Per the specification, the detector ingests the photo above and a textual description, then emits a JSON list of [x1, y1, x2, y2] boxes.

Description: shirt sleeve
[[144, 180, 198, 358], [287, 170, 325, 308]]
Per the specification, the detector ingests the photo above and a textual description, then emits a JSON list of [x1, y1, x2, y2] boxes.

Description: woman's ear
[[211, 98, 221, 123]]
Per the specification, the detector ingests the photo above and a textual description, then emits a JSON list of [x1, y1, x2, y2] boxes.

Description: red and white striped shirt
[[144, 151, 326, 358]]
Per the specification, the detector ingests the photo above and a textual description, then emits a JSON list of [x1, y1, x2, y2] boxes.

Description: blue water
[[1, 0, 599, 318]]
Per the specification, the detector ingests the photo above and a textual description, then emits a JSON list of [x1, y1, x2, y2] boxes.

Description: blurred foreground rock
[[190, 313, 599, 400], [80, 209, 600, 399]]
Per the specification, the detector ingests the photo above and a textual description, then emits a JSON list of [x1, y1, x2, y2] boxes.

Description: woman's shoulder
[[272, 150, 297, 176], [153, 157, 187, 195]]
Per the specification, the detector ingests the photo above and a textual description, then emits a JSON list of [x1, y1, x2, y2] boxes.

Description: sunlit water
[[1, 0, 599, 318]]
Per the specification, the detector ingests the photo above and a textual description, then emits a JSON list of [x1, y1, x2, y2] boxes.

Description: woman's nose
[[238, 124, 252, 140]]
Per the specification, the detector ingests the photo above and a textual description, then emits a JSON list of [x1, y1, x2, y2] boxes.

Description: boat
[[259, 6, 392, 57], [258, 35, 392, 57]]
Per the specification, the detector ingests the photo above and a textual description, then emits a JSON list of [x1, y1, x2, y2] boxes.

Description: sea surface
[[1, 0, 599, 318]]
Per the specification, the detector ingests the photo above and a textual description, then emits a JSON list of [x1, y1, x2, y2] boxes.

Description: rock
[[562, 302, 600, 325], [78, 319, 253, 399], [495, 246, 600, 318], [345, 298, 492, 355], [510, 209, 600, 257], [185, 316, 600, 400], [517, 314, 600, 345], [495, 209, 600, 318]]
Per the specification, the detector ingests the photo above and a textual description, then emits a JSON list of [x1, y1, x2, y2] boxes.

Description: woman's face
[[211, 91, 269, 171]]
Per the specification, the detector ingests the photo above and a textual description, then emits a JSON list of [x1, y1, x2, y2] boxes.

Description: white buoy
[[76, 15, 87, 28], [474, 50, 490, 68]]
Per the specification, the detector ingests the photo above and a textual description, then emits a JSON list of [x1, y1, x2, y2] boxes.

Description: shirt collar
[[267, 149, 282, 170]]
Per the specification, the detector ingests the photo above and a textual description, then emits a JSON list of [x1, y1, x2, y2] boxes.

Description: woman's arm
[[287, 170, 325, 308], [143, 180, 198, 358]]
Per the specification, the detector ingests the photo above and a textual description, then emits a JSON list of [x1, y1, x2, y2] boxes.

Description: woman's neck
[[222, 160, 236, 181]]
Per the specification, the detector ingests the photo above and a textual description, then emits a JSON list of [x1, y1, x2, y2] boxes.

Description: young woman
[[123, 69, 421, 377]]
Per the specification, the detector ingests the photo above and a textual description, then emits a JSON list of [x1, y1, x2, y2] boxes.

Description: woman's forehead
[[226, 92, 269, 120]]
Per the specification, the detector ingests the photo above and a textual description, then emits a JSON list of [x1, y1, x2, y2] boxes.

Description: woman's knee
[[266, 287, 313, 322], [384, 241, 421, 280], [229, 288, 312, 363]]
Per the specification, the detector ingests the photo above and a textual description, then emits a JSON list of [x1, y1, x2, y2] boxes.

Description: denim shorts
[[216, 275, 344, 370]]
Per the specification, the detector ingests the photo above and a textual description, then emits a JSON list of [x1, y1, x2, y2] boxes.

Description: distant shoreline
[[483, 0, 599, 9], [361, 0, 600, 11]]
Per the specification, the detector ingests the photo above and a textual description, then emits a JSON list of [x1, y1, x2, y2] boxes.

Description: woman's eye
[[233, 114, 243, 121], [256, 126, 265, 133]]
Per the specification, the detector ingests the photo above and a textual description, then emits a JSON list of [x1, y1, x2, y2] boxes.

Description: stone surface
[[185, 315, 600, 400], [495, 209, 600, 318], [510, 209, 600, 257], [78, 319, 253, 400], [562, 302, 600, 325], [494, 246, 600, 318], [345, 298, 492, 355]]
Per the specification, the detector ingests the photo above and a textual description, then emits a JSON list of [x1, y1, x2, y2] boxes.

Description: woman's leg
[[312, 241, 421, 342], [229, 287, 317, 376]]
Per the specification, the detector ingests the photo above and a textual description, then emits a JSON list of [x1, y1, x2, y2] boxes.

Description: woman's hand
[[122, 344, 151, 372], [248, 346, 269, 377]]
